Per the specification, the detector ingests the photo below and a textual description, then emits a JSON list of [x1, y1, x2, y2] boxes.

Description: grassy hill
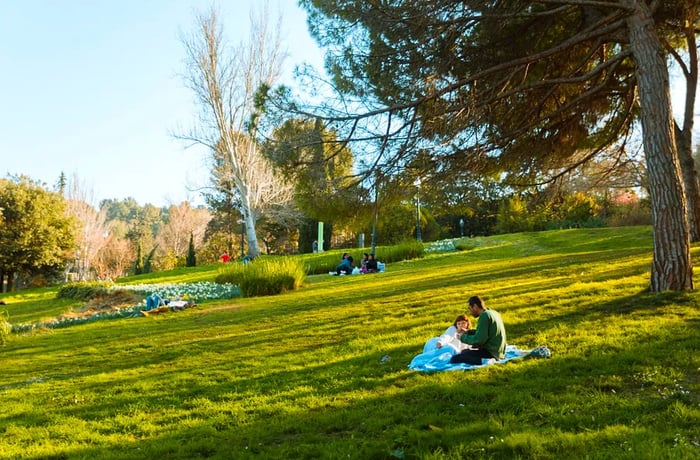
[[1, 226, 698, 459]]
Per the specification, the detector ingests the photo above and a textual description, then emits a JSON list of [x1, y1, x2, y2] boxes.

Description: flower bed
[[118, 281, 240, 302], [424, 239, 458, 253], [11, 282, 240, 333]]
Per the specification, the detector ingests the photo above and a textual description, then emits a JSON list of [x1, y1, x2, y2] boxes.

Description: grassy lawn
[[0, 226, 699, 459]]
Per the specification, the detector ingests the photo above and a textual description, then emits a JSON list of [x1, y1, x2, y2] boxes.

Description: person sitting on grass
[[335, 255, 354, 275], [449, 295, 507, 365], [435, 314, 472, 352], [417, 314, 473, 356], [360, 253, 370, 273], [407, 314, 473, 369], [365, 253, 379, 273]]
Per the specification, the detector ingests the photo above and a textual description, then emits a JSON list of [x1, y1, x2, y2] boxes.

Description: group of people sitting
[[331, 252, 383, 275]]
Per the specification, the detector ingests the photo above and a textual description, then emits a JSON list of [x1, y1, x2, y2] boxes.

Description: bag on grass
[[529, 345, 551, 359]]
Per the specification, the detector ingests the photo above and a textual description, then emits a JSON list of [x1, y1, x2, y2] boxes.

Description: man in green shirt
[[450, 295, 507, 365]]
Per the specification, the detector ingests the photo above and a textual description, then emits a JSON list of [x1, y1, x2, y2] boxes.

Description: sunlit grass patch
[[0, 226, 699, 459]]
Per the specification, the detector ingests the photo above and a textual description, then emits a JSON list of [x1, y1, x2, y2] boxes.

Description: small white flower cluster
[[632, 370, 692, 400], [119, 282, 240, 302], [11, 282, 241, 333], [424, 239, 458, 253]]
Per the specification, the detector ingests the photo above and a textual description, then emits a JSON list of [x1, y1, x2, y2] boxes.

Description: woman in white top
[[435, 314, 472, 352], [409, 314, 473, 370], [421, 314, 472, 354]]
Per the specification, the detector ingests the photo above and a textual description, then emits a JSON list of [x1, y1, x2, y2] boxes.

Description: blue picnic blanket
[[408, 343, 536, 372]]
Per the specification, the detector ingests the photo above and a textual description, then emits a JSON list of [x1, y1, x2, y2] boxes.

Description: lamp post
[[459, 218, 464, 237], [241, 221, 245, 258], [414, 178, 422, 242]]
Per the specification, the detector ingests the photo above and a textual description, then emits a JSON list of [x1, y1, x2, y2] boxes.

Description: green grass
[[1, 226, 699, 459]]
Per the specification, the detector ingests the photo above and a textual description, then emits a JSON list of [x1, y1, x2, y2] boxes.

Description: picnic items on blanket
[[141, 294, 195, 316], [408, 344, 550, 372]]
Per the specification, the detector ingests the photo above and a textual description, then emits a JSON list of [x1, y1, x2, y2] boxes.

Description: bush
[[57, 281, 114, 301], [298, 251, 343, 275], [215, 257, 306, 297], [455, 239, 479, 251], [607, 202, 652, 227], [0, 311, 11, 346]]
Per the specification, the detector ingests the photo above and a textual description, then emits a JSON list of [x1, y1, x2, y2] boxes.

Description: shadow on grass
[[6, 317, 695, 459], [4, 227, 700, 458]]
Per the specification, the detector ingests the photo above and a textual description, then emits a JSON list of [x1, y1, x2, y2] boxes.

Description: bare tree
[[180, 4, 294, 258], [93, 234, 133, 280], [64, 174, 111, 281], [667, 5, 700, 241], [155, 201, 211, 269]]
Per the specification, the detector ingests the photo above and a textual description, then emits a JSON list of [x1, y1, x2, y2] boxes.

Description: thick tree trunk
[[623, 0, 693, 291], [245, 215, 260, 258]]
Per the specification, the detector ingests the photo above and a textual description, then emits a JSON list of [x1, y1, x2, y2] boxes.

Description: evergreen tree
[[298, 0, 695, 291], [186, 232, 196, 267], [133, 243, 143, 276]]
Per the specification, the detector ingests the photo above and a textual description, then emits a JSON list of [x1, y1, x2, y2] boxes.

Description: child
[[365, 253, 379, 273]]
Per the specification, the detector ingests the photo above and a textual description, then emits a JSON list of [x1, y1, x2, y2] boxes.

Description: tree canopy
[[0, 176, 75, 291], [294, 0, 697, 291]]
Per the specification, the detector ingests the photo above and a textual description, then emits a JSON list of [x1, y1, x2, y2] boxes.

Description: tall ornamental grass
[[215, 256, 306, 297], [0, 310, 10, 346], [56, 281, 114, 300]]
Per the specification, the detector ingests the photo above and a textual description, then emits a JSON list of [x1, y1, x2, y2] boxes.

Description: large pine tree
[[298, 0, 697, 291]]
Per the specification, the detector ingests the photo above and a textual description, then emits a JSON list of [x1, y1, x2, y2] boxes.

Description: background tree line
[[0, 153, 649, 292]]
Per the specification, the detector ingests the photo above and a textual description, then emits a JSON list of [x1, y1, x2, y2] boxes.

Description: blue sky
[[0, 1, 323, 207], [2, 2, 695, 207]]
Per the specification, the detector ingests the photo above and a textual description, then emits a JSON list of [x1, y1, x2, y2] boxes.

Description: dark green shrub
[[186, 232, 197, 267], [455, 239, 479, 251], [57, 281, 114, 301], [215, 257, 305, 297]]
